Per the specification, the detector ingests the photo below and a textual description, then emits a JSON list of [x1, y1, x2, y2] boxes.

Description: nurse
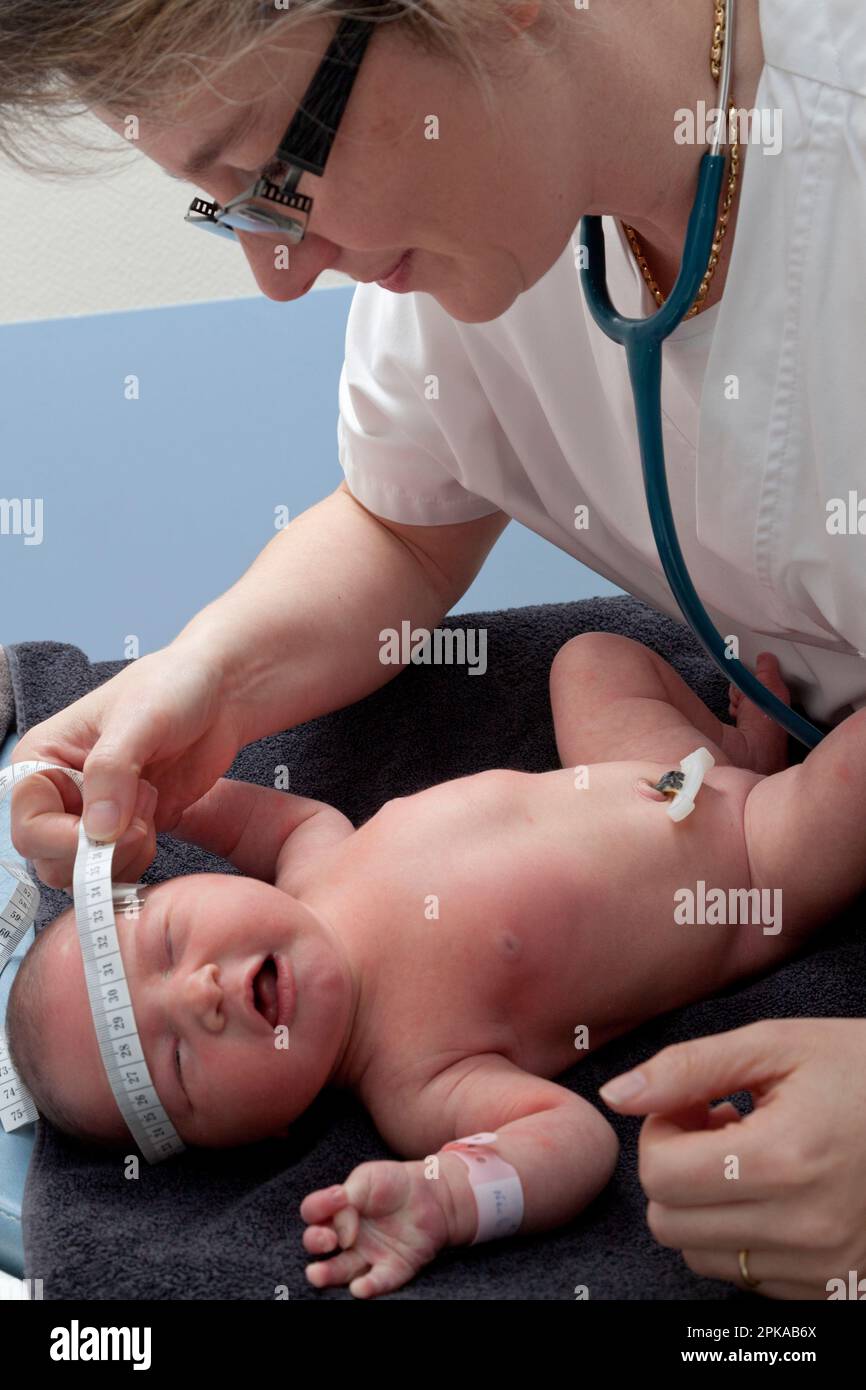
[[4, 0, 866, 1298]]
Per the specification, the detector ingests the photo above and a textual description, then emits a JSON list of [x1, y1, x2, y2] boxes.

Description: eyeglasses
[[184, 15, 375, 245]]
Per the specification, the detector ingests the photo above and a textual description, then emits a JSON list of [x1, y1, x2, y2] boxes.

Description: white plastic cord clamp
[[666, 746, 716, 822]]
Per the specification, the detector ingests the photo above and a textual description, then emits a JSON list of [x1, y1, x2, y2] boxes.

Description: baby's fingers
[[302, 1210, 359, 1260], [349, 1259, 409, 1300], [302, 1223, 340, 1256], [305, 1248, 368, 1291], [299, 1184, 350, 1227], [332, 1204, 360, 1249]]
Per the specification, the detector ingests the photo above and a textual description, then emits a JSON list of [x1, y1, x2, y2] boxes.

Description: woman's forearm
[[171, 485, 455, 745]]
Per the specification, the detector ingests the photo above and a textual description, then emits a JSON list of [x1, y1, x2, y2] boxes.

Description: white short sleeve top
[[338, 0, 866, 726]]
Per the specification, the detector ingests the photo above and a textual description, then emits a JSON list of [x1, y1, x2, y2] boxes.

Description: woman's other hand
[[599, 1019, 866, 1299]]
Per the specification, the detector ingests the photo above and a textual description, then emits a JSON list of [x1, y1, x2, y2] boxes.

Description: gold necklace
[[623, 0, 740, 318]]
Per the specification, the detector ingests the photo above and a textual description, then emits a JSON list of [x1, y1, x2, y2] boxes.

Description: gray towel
[[6, 597, 864, 1300]]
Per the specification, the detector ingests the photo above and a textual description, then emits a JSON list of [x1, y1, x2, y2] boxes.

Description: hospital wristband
[[441, 1132, 524, 1245]]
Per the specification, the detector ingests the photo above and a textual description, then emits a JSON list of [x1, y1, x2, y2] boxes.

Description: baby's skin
[[39, 633, 866, 1297]]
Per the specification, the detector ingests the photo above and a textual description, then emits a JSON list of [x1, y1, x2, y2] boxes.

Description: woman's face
[[93, 7, 587, 324]]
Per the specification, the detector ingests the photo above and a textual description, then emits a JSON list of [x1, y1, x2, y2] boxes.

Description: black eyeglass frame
[[184, 15, 376, 244]]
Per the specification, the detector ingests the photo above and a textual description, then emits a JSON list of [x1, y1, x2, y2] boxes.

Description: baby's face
[[39, 872, 356, 1148]]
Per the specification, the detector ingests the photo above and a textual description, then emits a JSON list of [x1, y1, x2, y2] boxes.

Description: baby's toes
[[755, 651, 791, 706], [733, 655, 791, 774]]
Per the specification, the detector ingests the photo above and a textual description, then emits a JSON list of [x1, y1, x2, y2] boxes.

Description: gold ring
[[738, 1248, 762, 1288]]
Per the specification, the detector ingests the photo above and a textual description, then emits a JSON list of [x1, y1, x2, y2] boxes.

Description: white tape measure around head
[[0, 760, 184, 1163]]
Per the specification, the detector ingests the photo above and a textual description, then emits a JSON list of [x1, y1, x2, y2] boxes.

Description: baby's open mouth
[[252, 958, 279, 1028]]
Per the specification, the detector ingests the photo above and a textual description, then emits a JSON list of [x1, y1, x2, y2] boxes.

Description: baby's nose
[[184, 962, 224, 1032]]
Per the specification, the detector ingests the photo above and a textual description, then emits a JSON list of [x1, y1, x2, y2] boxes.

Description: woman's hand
[[301, 1160, 450, 1299], [599, 1019, 866, 1299], [10, 642, 245, 888]]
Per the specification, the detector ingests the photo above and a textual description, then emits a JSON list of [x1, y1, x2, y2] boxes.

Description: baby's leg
[[549, 632, 790, 772]]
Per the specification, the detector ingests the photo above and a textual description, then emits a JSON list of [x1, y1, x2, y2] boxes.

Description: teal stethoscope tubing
[[577, 84, 824, 749]]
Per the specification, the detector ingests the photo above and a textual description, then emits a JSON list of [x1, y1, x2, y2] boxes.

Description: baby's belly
[[414, 763, 768, 1077]]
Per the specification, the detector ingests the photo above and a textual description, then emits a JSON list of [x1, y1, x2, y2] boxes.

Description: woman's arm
[[8, 484, 507, 893], [175, 482, 509, 746]]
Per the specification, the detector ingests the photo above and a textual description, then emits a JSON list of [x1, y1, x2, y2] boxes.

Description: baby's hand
[[300, 1159, 449, 1299]]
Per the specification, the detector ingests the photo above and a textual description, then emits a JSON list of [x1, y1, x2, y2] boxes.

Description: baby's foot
[[726, 652, 791, 775]]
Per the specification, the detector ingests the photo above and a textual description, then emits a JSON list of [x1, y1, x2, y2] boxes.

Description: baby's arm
[[743, 706, 866, 932], [301, 1054, 618, 1298], [167, 777, 353, 885]]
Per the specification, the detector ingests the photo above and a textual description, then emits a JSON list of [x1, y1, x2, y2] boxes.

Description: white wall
[[0, 116, 352, 325]]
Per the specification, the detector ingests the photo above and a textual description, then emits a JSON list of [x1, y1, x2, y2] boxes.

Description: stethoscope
[[577, 0, 824, 750]]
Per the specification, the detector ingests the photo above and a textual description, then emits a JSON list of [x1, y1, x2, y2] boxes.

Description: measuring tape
[[0, 760, 184, 1164]]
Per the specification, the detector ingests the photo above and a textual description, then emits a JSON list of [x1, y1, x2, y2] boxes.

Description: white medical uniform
[[337, 0, 866, 727]]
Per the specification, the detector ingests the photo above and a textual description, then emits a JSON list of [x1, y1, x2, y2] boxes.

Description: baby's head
[[5, 872, 358, 1153]]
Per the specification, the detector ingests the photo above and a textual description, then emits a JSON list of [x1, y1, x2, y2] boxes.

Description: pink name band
[[441, 1132, 524, 1245]]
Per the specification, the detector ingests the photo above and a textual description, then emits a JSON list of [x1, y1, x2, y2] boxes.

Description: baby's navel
[[633, 778, 668, 803], [499, 932, 522, 960]]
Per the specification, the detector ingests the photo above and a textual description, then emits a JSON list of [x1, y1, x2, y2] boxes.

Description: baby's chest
[[371, 885, 582, 1071]]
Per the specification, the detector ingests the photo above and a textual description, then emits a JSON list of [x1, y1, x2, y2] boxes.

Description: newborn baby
[[7, 632, 855, 1298]]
